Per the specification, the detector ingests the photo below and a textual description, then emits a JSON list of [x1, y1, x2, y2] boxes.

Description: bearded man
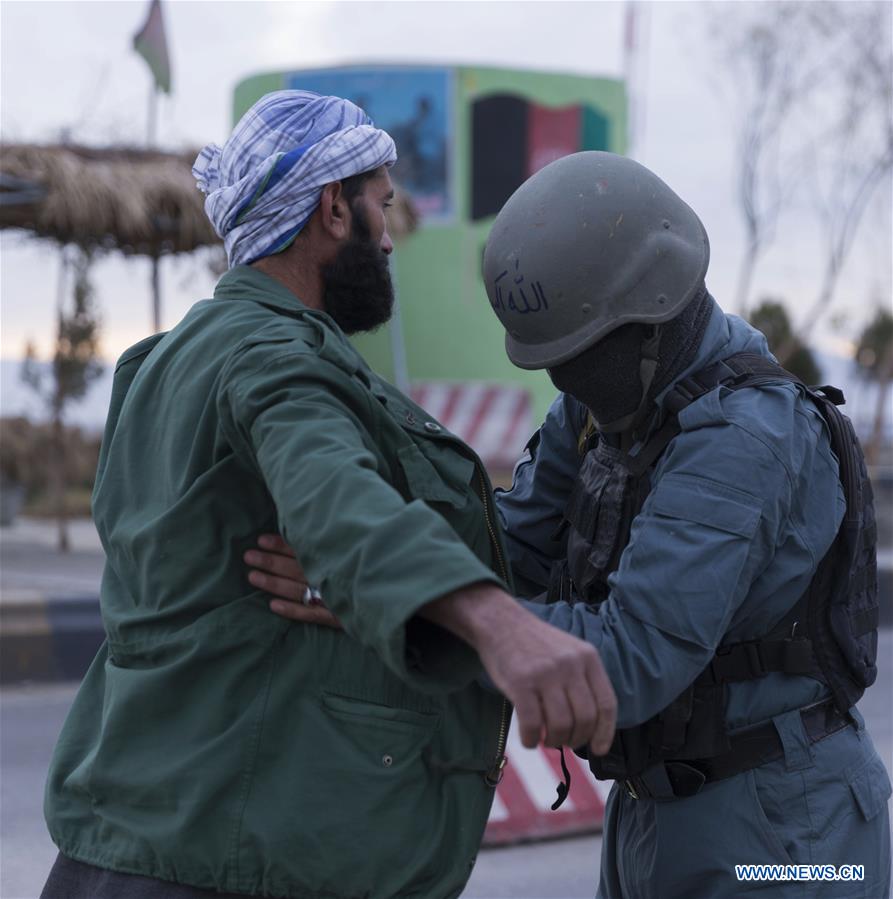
[[38, 92, 616, 899]]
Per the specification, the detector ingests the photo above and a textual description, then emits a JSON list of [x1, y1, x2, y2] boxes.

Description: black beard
[[322, 210, 394, 336]]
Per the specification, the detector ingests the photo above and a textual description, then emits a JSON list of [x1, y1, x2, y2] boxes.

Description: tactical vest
[[549, 353, 879, 791]]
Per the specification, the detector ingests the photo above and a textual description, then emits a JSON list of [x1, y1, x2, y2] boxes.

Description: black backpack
[[662, 353, 879, 714], [549, 352, 879, 788]]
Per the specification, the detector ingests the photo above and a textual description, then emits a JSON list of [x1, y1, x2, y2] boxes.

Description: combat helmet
[[482, 151, 710, 371]]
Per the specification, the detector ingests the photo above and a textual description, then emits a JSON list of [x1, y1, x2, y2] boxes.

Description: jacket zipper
[[475, 466, 511, 787]]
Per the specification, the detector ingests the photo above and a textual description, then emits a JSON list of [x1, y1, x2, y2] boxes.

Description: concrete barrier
[[0, 595, 104, 684]]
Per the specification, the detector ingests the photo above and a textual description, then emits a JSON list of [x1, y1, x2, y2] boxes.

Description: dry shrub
[[0, 416, 101, 502]]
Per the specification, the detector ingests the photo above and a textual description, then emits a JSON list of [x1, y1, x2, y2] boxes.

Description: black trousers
[[40, 853, 251, 899]]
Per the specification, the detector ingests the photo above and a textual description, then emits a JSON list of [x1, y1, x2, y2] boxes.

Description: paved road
[[1, 684, 71, 899], [0, 519, 104, 600], [0, 682, 603, 899], [1, 505, 889, 899], [4, 641, 891, 899]]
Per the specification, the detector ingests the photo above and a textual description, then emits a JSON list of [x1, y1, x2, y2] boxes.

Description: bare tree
[[707, 3, 826, 316], [708, 2, 892, 345], [787, 2, 893, 354], [21, 247, 104, 552]]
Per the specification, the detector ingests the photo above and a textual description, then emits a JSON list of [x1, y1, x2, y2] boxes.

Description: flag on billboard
[[133, 0, 171, 94], [470, 95, 609, 220]]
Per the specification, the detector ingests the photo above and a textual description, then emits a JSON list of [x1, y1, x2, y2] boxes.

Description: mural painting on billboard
[[287, 67, 454, 223]]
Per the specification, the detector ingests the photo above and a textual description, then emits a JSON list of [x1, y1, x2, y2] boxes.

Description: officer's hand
[[244, 535, 342, 630]]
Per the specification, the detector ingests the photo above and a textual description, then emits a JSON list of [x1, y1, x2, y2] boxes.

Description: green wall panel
[[234, 65, 627, 426]]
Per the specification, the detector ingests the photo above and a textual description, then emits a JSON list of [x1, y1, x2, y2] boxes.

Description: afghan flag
[[470, 95, 609, 220], [133, 0, 171, 94]]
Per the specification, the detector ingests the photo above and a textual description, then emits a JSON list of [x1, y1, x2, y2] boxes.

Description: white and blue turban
[[193, 90, 397, 267]]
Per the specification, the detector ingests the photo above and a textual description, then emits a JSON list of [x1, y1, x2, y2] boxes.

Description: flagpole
[[147, 83, 157, 148], [133, 0, 168, 332]]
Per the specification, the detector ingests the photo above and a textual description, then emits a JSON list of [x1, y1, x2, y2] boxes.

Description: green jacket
[[45, 266, 513, 899]]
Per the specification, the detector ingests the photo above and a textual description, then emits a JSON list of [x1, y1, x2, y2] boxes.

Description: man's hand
[[244, 535, 341, 629], [481, 609, 616, 755], [422, 584, 617, 755]]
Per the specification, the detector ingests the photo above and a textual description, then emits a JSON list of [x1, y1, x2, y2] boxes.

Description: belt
[[623, 699, 852, 801]]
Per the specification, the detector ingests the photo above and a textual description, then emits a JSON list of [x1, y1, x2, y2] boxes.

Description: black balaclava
[[548, 287, 714, 435]]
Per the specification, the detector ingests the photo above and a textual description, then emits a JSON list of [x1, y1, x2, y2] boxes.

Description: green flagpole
[[133, 0, 171, 149]]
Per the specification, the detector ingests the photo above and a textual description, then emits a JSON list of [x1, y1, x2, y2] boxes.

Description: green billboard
[[234, 65, 627, 426]]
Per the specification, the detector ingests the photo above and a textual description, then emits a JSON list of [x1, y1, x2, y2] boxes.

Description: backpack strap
[[627, 352, 804, 477], [662, 352, 808, 416]]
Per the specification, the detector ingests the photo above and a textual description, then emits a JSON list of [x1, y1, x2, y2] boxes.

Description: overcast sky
[[1, 0, 890, 364]]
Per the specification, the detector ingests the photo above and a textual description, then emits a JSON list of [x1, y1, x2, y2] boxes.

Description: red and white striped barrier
[[408, 383, 607, 843], [483, 721, 609, 845], [409, 382, 532, 472]]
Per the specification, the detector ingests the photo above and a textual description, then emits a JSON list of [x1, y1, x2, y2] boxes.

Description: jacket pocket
[[321, 691, 441, 733], [317, 690, 441, 786], [649, 473, 761, 537], [261, 691, 446, 893], [746, 770, 797, 866], [396, 443, 471, 508], [848, 753, 892, 822]]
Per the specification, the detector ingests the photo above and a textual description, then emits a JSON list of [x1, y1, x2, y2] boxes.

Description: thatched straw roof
[[0, 144, 218, 256], [0, 143, 418, 257]]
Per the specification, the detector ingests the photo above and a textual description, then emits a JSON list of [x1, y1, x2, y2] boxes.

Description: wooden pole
[[53, 249, 71, 552], [148, 82, 161, 331], [55, 247, 68, 318]]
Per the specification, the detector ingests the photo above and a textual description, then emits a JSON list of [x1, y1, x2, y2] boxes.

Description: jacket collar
[[213, 265, 314, 318], [214, 264, 380, 383], [653, 298, 773, 410]]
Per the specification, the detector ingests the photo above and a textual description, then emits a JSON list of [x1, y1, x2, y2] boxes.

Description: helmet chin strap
[[595, 326, 662, 437]]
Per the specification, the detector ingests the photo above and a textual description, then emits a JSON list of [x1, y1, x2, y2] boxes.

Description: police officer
[[251, 151, 891, 897], [485, 151, 891, 898]]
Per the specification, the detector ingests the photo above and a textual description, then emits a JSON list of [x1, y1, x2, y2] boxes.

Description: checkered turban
[[193, 90, 396, 267]]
